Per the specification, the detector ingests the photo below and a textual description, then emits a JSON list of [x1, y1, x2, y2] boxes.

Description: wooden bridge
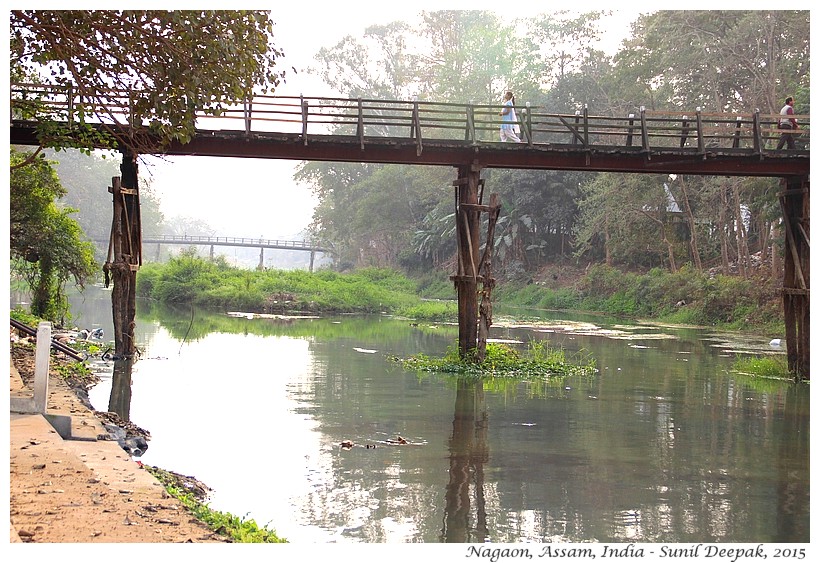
[[138, 234, 328, 270], [10, 83, 809, 175], [9, 83, 810, 378]]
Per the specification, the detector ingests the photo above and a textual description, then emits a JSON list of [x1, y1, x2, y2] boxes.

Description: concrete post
[[33, 322, 51, 413]]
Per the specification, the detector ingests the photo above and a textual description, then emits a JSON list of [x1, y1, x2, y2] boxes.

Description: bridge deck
[[10, 84, 809, 177]]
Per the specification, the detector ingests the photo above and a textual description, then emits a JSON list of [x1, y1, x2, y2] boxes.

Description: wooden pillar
[[452, 165, 481, 358], [476, 194, 501, 362], [309, 250, 315, 273], [104, 151, 141, 359], [779, 176, 809, 380], [258, 248, 265, 270], [451, 164, 482, 360]]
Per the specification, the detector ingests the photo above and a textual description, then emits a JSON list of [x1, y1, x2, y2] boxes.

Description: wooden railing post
[[466, 102, 476, 144], [244, 96, 252, 136], [412, 98, 423, 156], [695, 107, 705, 155], [523, 102, 533, 146], [639, 106, 650, 152], [753, 109, 763, 154], [357, 97, 364, 150], [626, 113, 635, 146], [301, 95, 309, 145], [572, 110, 581, 145], [733, 116, 742, 149]]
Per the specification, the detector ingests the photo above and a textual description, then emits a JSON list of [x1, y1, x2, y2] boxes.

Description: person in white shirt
[[776, 96, 799, 150]]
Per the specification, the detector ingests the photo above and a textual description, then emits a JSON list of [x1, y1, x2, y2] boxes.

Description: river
[[19, 285, 809, 543]]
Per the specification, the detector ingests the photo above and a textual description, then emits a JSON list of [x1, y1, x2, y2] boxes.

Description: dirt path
[[9, 342, 226, 543]]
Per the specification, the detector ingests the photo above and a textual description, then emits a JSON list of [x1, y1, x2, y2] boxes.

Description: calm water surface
[[46, 287, 809, 543]]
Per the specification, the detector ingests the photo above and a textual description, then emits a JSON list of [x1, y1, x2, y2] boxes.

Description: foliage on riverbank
[[145, 465, 287, 543], [134, 254, 783, 336], [496, 264, 784, 335], [392, 340, 596, 379], [137, 252, 420, 313]]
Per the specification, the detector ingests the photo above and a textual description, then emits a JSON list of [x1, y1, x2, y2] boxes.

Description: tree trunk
[[677, 177, 702, 270], [719, 183, 731, 275], [731, 179, 750, 278]]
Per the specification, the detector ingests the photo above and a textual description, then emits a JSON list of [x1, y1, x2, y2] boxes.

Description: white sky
[[143, 2, 651, 239]]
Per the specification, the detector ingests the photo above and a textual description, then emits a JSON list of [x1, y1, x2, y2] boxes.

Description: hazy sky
[[144, 3, 652, 239]]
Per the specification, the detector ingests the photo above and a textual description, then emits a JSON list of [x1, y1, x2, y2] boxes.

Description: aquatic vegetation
[[732, 355, 795, 382], [145, 465, 287, 543], [393, 299, 457, 321], [391, 340, 596, 379]]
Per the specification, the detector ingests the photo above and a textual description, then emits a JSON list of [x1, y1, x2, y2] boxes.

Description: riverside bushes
[[137, 253, 419, 314], [497, 264, 783, 334], [136, 254, 782, 334]]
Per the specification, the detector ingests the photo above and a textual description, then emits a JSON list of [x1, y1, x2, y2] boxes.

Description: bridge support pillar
[[779, 176, 809, 380], [310, 251, 315, 273], [258, 248, 264, 270], [450, 164, 501, 362], [103, 151, 141, 359]]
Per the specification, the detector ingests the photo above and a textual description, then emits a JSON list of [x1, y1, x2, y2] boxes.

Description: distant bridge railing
[[10, 82, 809, 155], [115, 234, 329, 253]]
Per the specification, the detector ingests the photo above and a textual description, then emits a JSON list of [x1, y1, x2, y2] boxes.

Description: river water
[[24, 286, 809, 543]]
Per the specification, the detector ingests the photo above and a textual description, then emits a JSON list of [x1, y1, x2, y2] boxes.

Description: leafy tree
[[575, 173, 681, 270], [45, 149, 166, 248], [10, 148, 97, 322], [612, 11, 809, 112], [10, 10, 287, 155]]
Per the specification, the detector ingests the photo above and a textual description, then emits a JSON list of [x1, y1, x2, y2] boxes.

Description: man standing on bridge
[[776, 96, 800, 150]]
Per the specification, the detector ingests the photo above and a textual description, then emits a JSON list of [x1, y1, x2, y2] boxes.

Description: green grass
[[145, 465, 287, 543], [732, 355, 794, 381]]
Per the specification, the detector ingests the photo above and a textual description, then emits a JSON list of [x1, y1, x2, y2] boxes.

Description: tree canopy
[[10, 148, 97, 322], [299, 10, 808, 280], [10, 10, 287, 154]]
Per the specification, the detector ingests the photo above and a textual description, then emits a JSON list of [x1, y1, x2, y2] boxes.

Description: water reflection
[[55, 287, 809, 543], [108, 359, 133, 421], [442, 378, 489, 542]]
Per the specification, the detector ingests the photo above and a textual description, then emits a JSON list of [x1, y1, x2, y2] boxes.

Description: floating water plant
[[391, 340, 596, 379]]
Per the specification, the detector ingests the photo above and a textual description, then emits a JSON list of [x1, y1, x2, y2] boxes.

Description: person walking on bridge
[[499, 91, 522, 143], [776, 96, 800, 150]]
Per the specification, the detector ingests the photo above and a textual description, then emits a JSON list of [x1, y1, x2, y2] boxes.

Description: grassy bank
[[137, 253, 457, 320], [136, 256, 783, 335], [495, 264, 784, 336], [146, 465, 286, 543]]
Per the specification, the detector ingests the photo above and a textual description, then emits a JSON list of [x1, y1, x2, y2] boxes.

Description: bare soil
[[9, 341, 226, 543]]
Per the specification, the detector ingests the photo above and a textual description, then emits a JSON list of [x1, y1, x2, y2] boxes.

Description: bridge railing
[[141, 234, 326, 250], [11, 83, 809, 153]]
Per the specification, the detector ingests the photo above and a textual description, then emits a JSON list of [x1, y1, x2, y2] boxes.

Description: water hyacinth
[[391, 340, 596, 379]]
